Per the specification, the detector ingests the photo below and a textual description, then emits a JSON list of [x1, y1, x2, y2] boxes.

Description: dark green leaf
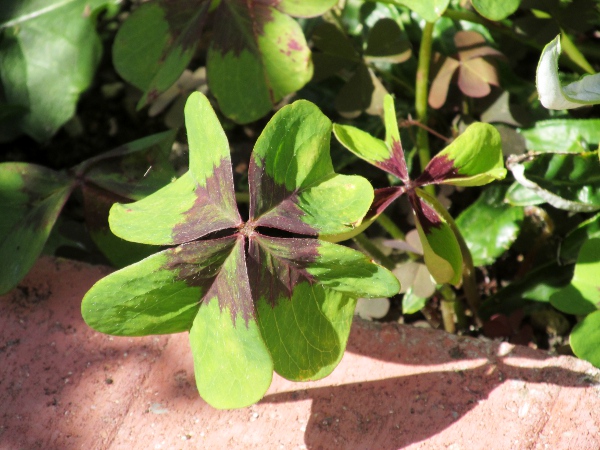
[[456, 186, 524, 266], [0, 163, 74, 293]]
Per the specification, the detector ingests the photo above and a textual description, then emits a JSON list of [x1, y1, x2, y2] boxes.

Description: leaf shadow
[[261, 320, 598, 449]]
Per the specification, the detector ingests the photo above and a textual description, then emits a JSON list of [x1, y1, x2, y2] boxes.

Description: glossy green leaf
[[507, 151, 600, 212], [417, 123, 506, 187], [390, 0, 450, 22], [456, 186, 524, 266], [537, 35, 600, 110], [519, 119, 600, 153], [411, 189, 462, 285], [550, 238, 600, 315], [109, 92, 241, 245], [570, 311, 600, 368], [250, 100, 373, 238], [0, 0, 113, 141], [471, 0, 520, 21], [0, 163, 74, 293]]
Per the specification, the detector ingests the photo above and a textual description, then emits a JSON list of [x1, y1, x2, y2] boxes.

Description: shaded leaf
[[0, 0, 113, 141], [429, 31, 502, 109], [550, 238, 600, 315], [456, 186, 524, 266], [364, 18, 412, 64], [0, 163, 74, 293], [80, 130, 177, 200], [402, 288, 428, 315]]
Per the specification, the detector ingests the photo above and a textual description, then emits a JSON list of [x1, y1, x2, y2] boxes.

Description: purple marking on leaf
[[160, 0, 210, 51], [172, 158, 242, 243], [408, 190, 443, 234], [167, 235, 256, 325], [248, 156, 318, 235], [211, 0, 278, 56], [415, 154, 461, 187], [246, 234, 318, 307], [367, 187, 405, 219], [288, 38, 302, 51], [379, 138, 409, 183]]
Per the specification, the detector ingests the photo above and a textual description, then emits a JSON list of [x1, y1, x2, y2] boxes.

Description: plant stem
[[415, 21, 435, 196], [235, 191, 249, 203], [416, 188, 481, 325], [376, 213, 405, 239], [353, 233, 396, 271], [439, 284, 456, 334]]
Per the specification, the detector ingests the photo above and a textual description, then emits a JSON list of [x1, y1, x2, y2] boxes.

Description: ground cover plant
[[1, 0, 600, 408]]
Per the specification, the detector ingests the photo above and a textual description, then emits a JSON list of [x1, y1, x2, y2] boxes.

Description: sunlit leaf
[[416, 123, 506, 187], [471, 0, 520, 21], [570, 311, 600, 368], [536, 35, 600, 110], [550, 238, 600, 315]]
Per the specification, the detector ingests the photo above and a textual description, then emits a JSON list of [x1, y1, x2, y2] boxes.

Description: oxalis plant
[[81, 92, 399, 409], [334, 95, 506, 320]]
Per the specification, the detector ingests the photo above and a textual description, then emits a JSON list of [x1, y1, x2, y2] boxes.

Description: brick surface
[[1, 256, 600, 449]]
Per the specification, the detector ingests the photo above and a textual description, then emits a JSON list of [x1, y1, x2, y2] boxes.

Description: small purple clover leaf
[[333, 94, 506, 285], [81, 92, 399, 409], [113, 0, 337, 123]]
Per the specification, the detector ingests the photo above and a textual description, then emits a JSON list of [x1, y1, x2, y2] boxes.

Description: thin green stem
[[439, 284, 456, 334], [235, 191, 249, 203], [376, 213, 405, 240], [415, 21, 435, 196], [353, 233, 396, 271]]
